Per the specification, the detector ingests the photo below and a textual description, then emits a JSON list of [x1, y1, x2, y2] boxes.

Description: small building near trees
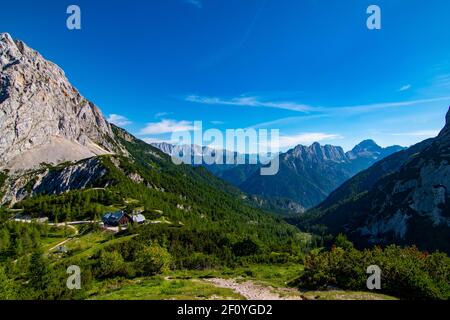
[[102, 211, 146, 227], [131, 213, 146, 225], [102, 211, 132, 227]]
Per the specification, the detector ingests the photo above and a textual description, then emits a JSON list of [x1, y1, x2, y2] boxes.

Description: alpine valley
[[152, 139, 405, 212], [0, 33, 449, 301]]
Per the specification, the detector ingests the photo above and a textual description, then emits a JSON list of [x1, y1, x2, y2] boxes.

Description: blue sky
[[1, 0, 450, 151]]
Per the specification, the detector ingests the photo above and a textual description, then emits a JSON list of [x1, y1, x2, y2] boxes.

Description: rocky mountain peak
[[447, 106, 450, 124], [287, 142, 347, 163], [347, 140, 385, 161], [0, 33, 16, 49], [0, 33, 39, 68], [0, 33, 119, 172], [0, 34, 21, 77], [352, 139, 382, 153], [439, 106, 450, 137]]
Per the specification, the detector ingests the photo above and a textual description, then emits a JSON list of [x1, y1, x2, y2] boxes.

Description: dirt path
[[48, 225, 79, 251], [13, 224, 80, 263], [49, 237, 72, 251], [205, 278, 302, 300]]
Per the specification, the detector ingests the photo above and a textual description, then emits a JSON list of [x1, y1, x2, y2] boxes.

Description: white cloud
[[139, 119, 195, 135], [155, 112, 173, 119], [249, 114, 331, 130], [391, 130, 440, 137], [399, 84, 412, 92], [186, 95, 313, 112], [330, 96, 450, 114], [187, 94, 450, 116], [107, 114, 132, 126], [433, 74, 450, 89], [185, 0, 202, 8], [257, 132, 342, 150]]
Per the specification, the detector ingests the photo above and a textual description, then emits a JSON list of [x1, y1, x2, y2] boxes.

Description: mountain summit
[[439, 106, 450, 137], [348, 139, 382, 156], [346, 139, 404, 172], [0, 33, 120, 171], [235, 141, 404, 209]]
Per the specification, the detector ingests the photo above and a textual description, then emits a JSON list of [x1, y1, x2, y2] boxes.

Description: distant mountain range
[[152, 140, 405, 211], [294, 107, 450, 254]]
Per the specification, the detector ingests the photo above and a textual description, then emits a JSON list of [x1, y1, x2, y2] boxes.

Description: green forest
[[0, 127, 449, 300]]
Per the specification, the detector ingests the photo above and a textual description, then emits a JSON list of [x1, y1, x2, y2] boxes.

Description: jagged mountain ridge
[[0, 33, 122, 172], [237, 141, 404, 209], [300, 107, 450, 253], [154, 140, 404, 210]]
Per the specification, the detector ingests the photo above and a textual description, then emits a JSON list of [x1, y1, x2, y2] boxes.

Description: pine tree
[[0, 228, 11, 254], [0, 266, 16, 300], [27, 249, 51, 298]]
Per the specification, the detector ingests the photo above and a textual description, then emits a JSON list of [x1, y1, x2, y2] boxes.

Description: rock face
[[287, 143, 348, 163], [150, 143, 241, 165], [237, 143, 353, 209], [226, 141, 404, 209], [151, 142, 176, 156], [305, 107, 450, 253], [0, 33, 118, 172], [1, 157, 109, 204]]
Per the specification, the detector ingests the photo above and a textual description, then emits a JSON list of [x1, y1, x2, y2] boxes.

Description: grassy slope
[[89, 277, 244, 300], [41, 230, 396, 300]]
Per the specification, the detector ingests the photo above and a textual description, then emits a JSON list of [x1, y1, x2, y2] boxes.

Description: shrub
[[232, 239, 260, 257], [178, 252, 220, 270], [134, 243, 172, 276], [296, 237, 450, 300], [96, 250, 126, 278]]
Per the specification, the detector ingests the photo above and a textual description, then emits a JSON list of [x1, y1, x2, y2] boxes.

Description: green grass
[[228, 264, 304, 287], [41, 226, 77, 251], [88, 266, 397, 300], [89, 277, 244, 300], [86, 263, 303, 300], [64, 232, 137, 259], [165, 264, 303, 287]]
